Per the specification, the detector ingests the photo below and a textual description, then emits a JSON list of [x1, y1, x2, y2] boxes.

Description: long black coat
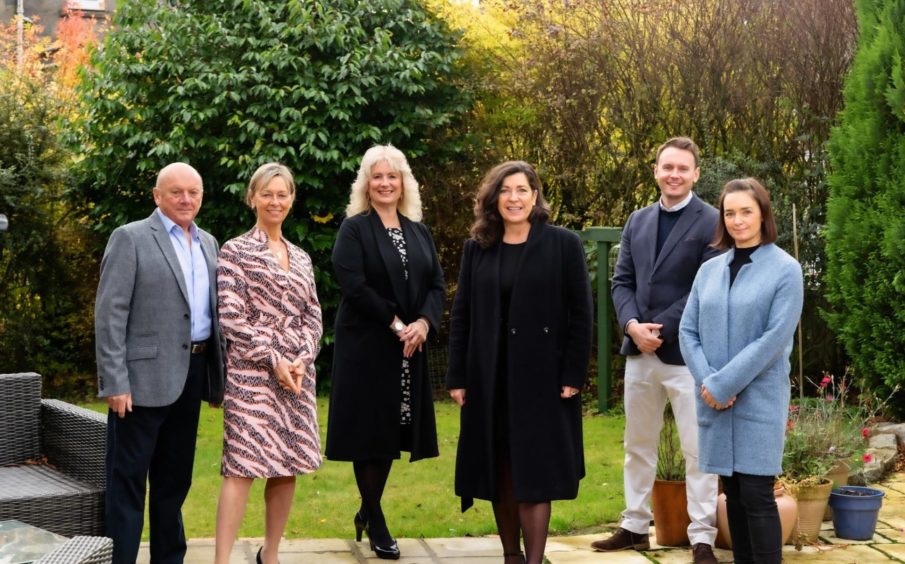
[[446, 223, 593, 508], [326, 212, 444, 462]]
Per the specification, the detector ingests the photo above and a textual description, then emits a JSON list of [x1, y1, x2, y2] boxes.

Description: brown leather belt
[[191, 341, 208, 354]]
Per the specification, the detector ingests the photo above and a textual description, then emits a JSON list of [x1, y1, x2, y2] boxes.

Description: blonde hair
[[346, 145, 422, 221], [245, 162, 296, 209]]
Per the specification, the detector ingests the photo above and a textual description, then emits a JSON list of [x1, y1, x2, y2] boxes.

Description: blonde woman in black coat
[[447, 161, 593, 564], [326, 145, 444, 560]]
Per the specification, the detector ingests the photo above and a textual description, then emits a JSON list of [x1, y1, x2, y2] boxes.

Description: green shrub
[[73, 0, 471, 385], [0, 70, 98, 394], [824, 0, 905, 415]]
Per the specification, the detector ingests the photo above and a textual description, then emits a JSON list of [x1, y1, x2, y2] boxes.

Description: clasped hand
[[627, 322, 663, 353], [275, 357, 305, 394], [700, 384, 736, 410], [398, 318, 429, 358]]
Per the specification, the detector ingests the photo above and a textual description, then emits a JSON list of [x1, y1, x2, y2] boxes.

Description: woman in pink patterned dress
[[213, 163, 323, 564]]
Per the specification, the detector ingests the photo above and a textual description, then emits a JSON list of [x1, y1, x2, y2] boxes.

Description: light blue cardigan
[[679, 243, 804, 476]]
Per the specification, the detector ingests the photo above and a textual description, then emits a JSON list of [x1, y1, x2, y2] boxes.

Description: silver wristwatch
[[392, 320, 405, 334]]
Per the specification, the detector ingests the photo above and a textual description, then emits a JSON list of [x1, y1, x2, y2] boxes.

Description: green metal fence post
[[579, 227, 622, 413]]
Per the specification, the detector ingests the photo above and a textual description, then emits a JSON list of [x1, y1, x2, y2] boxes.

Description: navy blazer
[[611, 193, 720, 365]]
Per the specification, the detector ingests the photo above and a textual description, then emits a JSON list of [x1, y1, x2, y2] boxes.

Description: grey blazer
[[95, 211, 225, 406], [611, 193, 721, 365]]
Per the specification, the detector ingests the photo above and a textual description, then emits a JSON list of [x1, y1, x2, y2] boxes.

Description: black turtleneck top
[[729, 244, 760, 287]]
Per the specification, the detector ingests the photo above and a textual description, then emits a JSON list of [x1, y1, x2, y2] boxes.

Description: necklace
[[268, 239, 286, 261]]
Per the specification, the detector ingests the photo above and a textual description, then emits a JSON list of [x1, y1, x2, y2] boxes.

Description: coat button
[[510, 328, 517, 335], [182, 343, 188, 350], [184, 313, 190, 320], [543, 327, 549, 334]]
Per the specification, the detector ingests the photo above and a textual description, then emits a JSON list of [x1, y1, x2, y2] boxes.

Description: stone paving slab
[[779, 544, 896, 562], [141, 533, 904, 563], [137, 473, 905, 563], [426, 536, 501, 558], [878, 544, 905, 560]]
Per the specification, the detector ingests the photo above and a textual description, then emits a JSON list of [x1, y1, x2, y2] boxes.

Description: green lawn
[[84, 399, 626, 539]]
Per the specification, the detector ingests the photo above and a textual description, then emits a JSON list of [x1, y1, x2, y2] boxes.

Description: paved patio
[[139, 473, 905, 563]]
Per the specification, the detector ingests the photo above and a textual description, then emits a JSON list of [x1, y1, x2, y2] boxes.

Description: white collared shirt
[[155, 208, 212, 341]]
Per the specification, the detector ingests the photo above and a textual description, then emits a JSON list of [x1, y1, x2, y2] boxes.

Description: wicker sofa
[[0, 372, 106, 538]]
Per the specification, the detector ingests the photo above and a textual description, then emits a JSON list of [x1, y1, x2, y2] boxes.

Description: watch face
[[394, 321, 405, 332]]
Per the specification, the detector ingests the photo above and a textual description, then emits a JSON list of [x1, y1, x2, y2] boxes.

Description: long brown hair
[[712, 177, 778, 250], [470, 161, 551, 248]]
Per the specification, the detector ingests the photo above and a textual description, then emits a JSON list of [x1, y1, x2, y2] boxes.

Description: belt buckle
[[191, 342, 207, 354]]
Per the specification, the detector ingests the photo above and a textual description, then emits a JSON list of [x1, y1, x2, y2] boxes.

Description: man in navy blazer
[[95, 162, 224, 563], [591, 138, 721, 564]]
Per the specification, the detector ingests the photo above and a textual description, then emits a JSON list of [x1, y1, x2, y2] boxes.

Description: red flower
[[862, 427, 871, 439], [819, 375, 832, 388], [787, 419, 794, 430], [864, 453, 873, 463]]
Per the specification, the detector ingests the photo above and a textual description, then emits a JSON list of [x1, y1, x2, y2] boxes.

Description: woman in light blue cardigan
[[679, 178, 803, 564]]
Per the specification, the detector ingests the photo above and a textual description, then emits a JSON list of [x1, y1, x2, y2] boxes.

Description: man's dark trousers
[[105, 353, 205, 564]]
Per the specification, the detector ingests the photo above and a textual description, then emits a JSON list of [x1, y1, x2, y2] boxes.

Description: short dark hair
[[655, 137, 700, 167], [712, 177, 778, 250], [470, 161, 551, 249]]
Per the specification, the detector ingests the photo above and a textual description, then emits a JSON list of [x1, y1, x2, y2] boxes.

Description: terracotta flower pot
[[715, 485, 798, 549], [823, 459, 850, 521], [651, 479, 691, 546], [788, 479, 833, 545]]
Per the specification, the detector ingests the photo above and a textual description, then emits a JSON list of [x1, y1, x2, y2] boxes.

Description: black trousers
[[105, 354, 204, 564], [721, 472, 782, 564]]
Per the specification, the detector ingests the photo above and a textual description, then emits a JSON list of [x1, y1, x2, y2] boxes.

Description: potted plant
[[780, 372, 872, 546], [650, 405, 690, 546], [814, 374, 874, 519]]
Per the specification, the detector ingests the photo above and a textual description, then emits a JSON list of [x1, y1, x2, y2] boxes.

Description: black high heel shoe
[[255, 547, 263, 564], [354, 511, 368, 542], [369, 537, 401, 560]]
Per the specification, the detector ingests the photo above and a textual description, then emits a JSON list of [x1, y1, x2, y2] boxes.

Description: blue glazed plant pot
[[828, 486, 885, 540]]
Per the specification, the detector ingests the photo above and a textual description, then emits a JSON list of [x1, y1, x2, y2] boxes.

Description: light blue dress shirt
[[156, 208, 212, 342]]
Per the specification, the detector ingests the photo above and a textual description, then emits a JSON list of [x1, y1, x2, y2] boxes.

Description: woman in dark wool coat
[[326, 144, 445, 560], [447, 160, 593, 564]]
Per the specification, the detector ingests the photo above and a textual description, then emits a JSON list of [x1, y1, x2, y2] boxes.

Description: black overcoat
[[446, 223, 593, 509], [326, 212, 444, 462]]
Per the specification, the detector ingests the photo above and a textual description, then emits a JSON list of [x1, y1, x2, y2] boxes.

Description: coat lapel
[[148, 212, 190, 305], [712, 249, 732, 368], [368, 212, 409, 314], [653, 195, 703, 273], [199, 230, 219, 314], [400, 215, 428, 308], [633, 205, 658, 276]]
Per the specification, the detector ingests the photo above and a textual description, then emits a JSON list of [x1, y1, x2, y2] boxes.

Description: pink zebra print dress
[[217, 227, 323, 477]]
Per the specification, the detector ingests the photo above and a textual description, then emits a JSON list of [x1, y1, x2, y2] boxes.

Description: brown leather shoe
[[692, 543, 718, 564], [590, 527, 650, 551]]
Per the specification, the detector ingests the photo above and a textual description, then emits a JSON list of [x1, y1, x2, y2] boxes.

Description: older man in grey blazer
[[95, 162, 224, 564], [591, 138, 721, 564]]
